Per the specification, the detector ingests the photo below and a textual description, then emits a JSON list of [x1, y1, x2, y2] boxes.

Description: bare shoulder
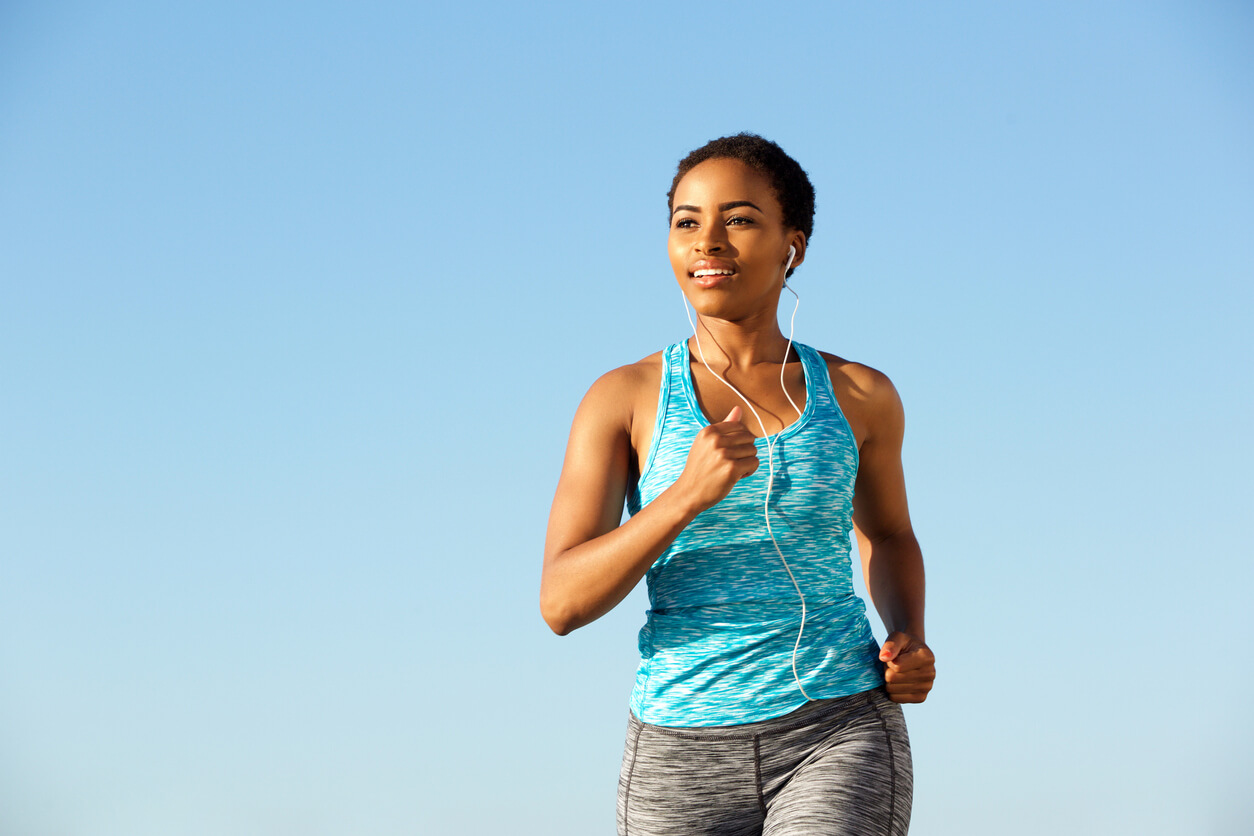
[[818, 350, 905, 447], [594, 349, 664, 391], [570, 350, 665, 445], [579, 350, 662, 412], [553, 350, 668, 503], [819, 351, 900, 404]]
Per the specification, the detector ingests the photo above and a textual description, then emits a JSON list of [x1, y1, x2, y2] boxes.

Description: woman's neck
[[688, 313, 792, 373]]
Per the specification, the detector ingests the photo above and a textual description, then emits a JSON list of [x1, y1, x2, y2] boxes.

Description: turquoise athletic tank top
[[626, 341, 883, 726]]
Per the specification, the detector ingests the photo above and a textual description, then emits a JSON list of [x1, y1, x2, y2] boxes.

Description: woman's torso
[[624, 340, 883, 727]]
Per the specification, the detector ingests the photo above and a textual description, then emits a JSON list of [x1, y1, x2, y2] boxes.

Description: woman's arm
[[847, 366, 936, 704], [541, 368, 758, 635]]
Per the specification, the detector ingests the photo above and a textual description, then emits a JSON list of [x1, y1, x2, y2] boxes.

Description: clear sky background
[[2, 2, 1251, 834]]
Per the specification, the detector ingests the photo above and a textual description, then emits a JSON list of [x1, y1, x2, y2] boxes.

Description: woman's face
[[669, 157, 803, 321]]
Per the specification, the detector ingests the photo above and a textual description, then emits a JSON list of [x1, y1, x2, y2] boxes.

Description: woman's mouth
[[690, 264, 736, 288]]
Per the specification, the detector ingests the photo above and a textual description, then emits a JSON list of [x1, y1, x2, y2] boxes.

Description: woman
[[541, 134, 935, 835]]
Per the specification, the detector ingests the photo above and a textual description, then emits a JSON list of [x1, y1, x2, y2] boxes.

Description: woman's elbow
[[542, 608, 575, 636], [539, 586, 580, 636]]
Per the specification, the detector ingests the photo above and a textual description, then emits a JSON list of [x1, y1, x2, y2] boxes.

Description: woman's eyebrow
[[719, 200, 762, 213], [671, 200, 763, 217]]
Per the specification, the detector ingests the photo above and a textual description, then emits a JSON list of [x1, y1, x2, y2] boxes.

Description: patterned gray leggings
[[617, 688, 912, 836]]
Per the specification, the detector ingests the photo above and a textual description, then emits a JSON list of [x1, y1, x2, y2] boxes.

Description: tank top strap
[[795, 342, 859, 470], [664, 340, 688, 391], [794, 343, 836, 414], [633, 342, 686, 493]]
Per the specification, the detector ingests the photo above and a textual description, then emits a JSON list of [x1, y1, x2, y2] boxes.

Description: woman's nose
[[696, 227, 728, 254]]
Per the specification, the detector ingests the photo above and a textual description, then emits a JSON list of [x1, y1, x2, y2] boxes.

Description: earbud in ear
[[788, 245, 796, 261]]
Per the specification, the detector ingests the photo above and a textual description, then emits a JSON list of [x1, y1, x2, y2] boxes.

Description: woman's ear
[[786, 233, 807, 272]]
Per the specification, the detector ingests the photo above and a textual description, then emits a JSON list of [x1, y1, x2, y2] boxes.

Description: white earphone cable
[[679, 254, 814, 700]]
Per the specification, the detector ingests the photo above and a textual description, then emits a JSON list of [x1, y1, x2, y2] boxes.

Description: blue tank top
[[626, 341, 883, 726]]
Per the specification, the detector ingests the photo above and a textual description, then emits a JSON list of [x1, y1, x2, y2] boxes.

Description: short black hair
[[667, 133, 816, 247]]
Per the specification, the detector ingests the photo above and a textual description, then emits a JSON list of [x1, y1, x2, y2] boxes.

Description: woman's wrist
[[655, 478, 707, 525], [886, 625, 926, 644]]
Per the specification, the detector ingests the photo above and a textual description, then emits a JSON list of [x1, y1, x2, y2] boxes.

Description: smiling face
[[669, 157, 805, 322]]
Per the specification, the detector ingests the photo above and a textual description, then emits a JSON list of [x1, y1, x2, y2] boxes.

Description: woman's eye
[[674, 218, 696, 228], [727, 216, 753, 225]]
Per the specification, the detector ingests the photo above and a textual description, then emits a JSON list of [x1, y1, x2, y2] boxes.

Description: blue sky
[[2, 2, 1251, 834]]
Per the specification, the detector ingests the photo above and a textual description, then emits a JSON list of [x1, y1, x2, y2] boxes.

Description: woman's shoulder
[[817, 350, 896, 395], [815, 349, 905, 444], [572, 348, 668, 434], [585, 348, 666, 399], [577, 348, 676, 466]]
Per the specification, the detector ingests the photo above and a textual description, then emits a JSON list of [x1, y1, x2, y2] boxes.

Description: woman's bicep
[[543, 377, 633, 564], [851, 373, 913, 545]]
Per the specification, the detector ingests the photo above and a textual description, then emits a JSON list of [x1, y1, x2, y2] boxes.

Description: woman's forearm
[[541, 483, 701, 635], [863, 528, 926, 641]]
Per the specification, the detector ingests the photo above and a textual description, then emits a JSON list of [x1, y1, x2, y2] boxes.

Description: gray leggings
[[617, 688, 912, 836]]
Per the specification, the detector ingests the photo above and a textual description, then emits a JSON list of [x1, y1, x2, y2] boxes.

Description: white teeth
[[693, 269, 734, 278]]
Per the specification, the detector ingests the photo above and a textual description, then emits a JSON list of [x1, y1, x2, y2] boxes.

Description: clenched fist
[[675, 406, 760, 513], [879, 632, 936, 704]]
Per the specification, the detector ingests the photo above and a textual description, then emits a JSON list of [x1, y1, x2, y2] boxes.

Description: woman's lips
[[691, 270, 736, 288], [690, 261, 736, 288]]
